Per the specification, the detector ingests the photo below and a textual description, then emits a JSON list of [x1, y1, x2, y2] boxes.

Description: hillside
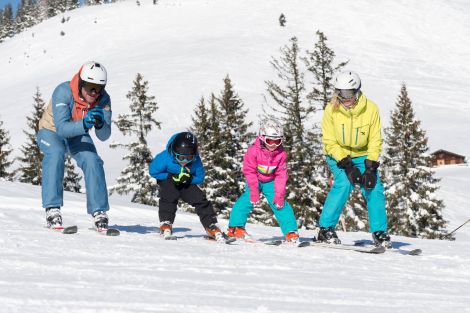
[[0, 0, 469, 185]]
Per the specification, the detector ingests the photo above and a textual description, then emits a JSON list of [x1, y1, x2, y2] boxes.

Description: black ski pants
[[157, 179, 217, 229]]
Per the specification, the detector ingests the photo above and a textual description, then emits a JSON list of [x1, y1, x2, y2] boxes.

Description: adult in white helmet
[[319, 70, 390, 247], [37, 61, 116, 235]]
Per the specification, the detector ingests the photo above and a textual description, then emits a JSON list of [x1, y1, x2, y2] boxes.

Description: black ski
[[49, 225, 78, 234], [298, 240, 385, 254], [91, 227, 120, 236], [354, 241, 422, 256]]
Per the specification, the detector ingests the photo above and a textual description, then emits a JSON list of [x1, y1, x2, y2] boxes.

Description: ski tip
[[297, 241, 311, 248], [265, 240, 283, 246], [408, 248, 422, 256], [63, 225, 78, 234], [106, 228, 120, 236], [368, 246, 386, 254]]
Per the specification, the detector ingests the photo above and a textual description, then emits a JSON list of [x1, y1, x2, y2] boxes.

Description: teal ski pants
[[228, 181, 298, 235], [319, 156, 387, 233]]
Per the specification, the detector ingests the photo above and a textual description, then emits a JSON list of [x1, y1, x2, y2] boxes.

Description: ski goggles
[[265, 137, 282, 147], [174, 152, 195, 163], [336, 89, 357, 101], [83, 82, 104, 95]]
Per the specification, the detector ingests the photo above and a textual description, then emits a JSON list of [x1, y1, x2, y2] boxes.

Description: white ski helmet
[[80, 61, 107, 85], [334, 70, 361, 91], [259, 118, 283, 147]]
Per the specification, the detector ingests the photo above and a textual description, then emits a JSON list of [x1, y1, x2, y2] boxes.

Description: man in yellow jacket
[[319, 71, 390, 247]]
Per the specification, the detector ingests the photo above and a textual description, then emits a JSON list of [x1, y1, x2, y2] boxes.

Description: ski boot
[[46, 207, 62, 229], [226, 226, 249, 239], [317, 227, 341, 244], [285, 231, 300, 243], [206, 223, 227, 242], [160, 221, 175, 239], [93, 211, 109, 231], [372, 231, 392, 248]]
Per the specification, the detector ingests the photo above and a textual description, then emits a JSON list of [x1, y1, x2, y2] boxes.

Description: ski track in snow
[[1, 179, 470, 313]]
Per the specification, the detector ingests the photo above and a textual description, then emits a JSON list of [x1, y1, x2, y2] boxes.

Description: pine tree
[[265, 36, 324, 229], [382, 83, 449, 239], [304, 30, 348, 110], [215, 76, 254, 214], [1, 4, 15, 41], [17, 87, 45, 185], [110, 73, 161, 206], [63, 155, 81, 192], [190, 96, 211, 156], [0, 118, 14, 180]]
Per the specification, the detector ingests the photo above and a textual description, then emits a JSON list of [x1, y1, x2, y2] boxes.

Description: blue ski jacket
[[149, 133, 205, 185]]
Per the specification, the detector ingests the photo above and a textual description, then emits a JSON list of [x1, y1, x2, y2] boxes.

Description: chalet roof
[[431, 149, 466, 159]]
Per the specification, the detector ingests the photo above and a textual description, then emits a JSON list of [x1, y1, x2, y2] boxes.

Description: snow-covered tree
[[17, 87, 45, 185], [304, 30, 348, 110], [0, 118, 14, 180], [63, 155, 81, 192], [0, 4, 15, 41], [215, 76, 254, 215], [382, 83, 449, 239], [265, 36, 325, 229], [110, 73, 161, 206]]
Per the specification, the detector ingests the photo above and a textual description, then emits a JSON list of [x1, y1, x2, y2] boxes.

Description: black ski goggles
[[83, 82, 105, 95], [336, 89, 358, 101]]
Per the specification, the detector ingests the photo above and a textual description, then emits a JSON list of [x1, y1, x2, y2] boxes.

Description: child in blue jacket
[[149, 132, 226, 241]]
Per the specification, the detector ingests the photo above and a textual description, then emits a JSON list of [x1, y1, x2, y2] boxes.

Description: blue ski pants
[[319, 156, 387, 233], [228, 180, 298, 235], [37, 129, 109, 215]]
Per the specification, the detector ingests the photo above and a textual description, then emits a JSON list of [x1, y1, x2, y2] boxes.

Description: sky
[[0, 0, 20, 12]]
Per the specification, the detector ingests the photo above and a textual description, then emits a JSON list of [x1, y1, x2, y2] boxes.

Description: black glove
[[362, 159, 379, 190], [337, 156, 362, 185], [171, 171, 192, 186]]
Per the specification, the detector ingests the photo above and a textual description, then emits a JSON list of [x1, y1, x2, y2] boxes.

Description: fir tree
[[0, 118, 14, 180], [63, 155, 81, 192], [17, 87, 45, 185], [1, 4, 15, 41], [265, 36, 325, 229], [214, 77, 253, 214], [279, 13, 286, 27], [382, 83, 449, 239], [110, 73, 161, 206], [341, 186, 369, 231], [190, 96, 210, 156], [304, 30, 348, 110]]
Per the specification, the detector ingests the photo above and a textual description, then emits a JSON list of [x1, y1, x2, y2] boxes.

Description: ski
[[162, 234, 178, 240], [264, 240, 284, 246], [298, 240, 386, 254], [353, 241, 422, 256], [204, 235, 237, 244], [92, 227, 120, 236], [49, 225, 78, 234]]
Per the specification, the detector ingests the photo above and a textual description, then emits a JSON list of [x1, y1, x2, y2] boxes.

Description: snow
[[1, 173, 470, 313], [1, 0, 470, 312]]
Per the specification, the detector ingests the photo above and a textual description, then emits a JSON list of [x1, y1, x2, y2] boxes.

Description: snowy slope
[[1, 1, 470, 311], [0, 0, 470, 185], [1, 171, 470, 313]]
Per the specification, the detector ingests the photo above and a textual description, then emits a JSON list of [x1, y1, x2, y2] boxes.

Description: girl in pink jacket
[[227, 118, 299, 242]]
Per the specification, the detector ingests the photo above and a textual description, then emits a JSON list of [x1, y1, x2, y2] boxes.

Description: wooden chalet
[[431, 149, 467, 167]]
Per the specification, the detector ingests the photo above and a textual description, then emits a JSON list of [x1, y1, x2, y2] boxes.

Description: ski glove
[[83, 108, 104, 130], [171, 167, 192, 186], [337, 156, 362, 185], [362, 159, 380, 190], [272, 197, 284, 210]]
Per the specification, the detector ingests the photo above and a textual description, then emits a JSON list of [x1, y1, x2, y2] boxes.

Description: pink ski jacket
[[242, 137, 288, 206]]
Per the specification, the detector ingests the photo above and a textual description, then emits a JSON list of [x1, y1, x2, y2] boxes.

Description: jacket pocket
[[355, 124, 369, 147]]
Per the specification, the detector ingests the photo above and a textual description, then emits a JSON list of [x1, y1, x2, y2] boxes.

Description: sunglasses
[[336, 89, 357, 101], [174, 152, 195, 163], [83, 82, 104, 95], [265, 137, 282, 146]]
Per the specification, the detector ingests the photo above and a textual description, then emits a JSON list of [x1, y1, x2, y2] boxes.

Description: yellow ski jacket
[[321, 93, 383, 162]]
